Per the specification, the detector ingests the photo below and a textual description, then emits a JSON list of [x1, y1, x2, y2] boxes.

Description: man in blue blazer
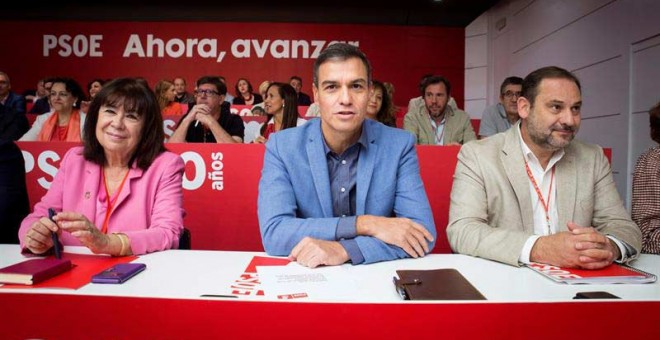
[[258, 43, 436, 268]]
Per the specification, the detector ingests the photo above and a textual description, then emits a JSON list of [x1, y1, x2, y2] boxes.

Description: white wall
[[465, 0, 660, 206]]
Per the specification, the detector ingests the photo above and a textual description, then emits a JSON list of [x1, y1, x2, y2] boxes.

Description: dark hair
[[313, 43, 372, 87], [499, 76, 523, 95], [420, 75, 451, 96], [197, 76, 227, 95], [521, 66, 581, 107], [290, 75, 302, 83], [650, 101, 660, 144], [87, 78, 106, 91], [83, 78, 165, 170], [235, 78, 254, 97], [260, 83, 299, 136], [50, 77, 85, 109], [372, 80, 396, 127], [418, 74, 434, 93]]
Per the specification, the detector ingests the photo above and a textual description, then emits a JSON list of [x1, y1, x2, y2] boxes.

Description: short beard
[[525, 115, 577, 151]]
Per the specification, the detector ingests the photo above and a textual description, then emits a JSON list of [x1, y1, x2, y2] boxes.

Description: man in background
[[289, 75, 312, 106], [479, 76, 523, 138], [173, 77, 195, 104], [404, 75, 475, 145], [169, 76, 244, 143]]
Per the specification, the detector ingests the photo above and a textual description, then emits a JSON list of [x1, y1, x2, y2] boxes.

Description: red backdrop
[[0, 21, 464, 107]]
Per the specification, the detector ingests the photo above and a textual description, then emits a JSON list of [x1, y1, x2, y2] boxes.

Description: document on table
[[257, 263, 361, 301]]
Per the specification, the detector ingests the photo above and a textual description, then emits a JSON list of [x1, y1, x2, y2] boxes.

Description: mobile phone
[[91, 263, 146, 284], [573, 291, 620, 299]]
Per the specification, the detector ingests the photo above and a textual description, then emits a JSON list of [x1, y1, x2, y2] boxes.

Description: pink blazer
[[19, 146, 185, 255]]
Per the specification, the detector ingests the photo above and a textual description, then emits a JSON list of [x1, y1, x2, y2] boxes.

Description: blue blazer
[[258, 118, 436, 264]]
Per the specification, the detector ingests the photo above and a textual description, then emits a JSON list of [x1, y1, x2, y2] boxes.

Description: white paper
[[257, 263, 361, 301]]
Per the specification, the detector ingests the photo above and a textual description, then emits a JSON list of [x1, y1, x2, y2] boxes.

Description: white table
[[1, 245, 658, 303]]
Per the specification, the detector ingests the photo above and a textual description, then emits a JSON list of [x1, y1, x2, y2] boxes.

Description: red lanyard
[[101, 168, 130, 234], [524, 161, 555, 235]]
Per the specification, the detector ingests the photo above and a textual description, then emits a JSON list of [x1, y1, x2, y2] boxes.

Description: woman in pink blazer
[[19, 78, 185, 256]]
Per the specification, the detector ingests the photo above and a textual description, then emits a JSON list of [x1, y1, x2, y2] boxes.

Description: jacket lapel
[[306, 123, 333, 218], [501, 127, 534, 233], [112, 165, 143, 211], [555, 146, 576, 232], [356, 122, 376, 215]]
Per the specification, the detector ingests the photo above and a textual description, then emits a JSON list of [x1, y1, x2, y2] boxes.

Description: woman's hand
[[24, 217, 58, 254], [253, 135, 267, 144], [56, 212, 110, 254]]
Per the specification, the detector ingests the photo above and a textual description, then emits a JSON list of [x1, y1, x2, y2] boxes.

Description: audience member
[[28, 78, 53, 114], [218, 76, 234, 103], [253, 83, 305, 144], [22, 78, 49, 103], [169, 76, 244, 143], [479, 76, 523, 138], [0, 101, 29, 141], [19, 78, 185, 256], [20, 77, 86, 142], [251, 80, 272, 116], [632, 101, 660, 254], [155, 79, 183, 116], [367, 80, 396, 127], [403, 75, 476, 145], [447, 66, 641, 268], [289, 75, 312, 106], [258, 43, 436, 268], [407, 74, 458, 116], [0, 72, 27, 116], [232, 78, 263, 105], [173, 77, 195, 104], [305, 102, 321, 117], [0, 139, 29, 244], [80, 78, 106, 113]]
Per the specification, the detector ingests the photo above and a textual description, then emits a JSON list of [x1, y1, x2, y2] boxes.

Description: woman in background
[[81, 78, 106, 113], [632, 101, 660, 254], [367, 80, 396, 127], [20, 77, 86, 141], [253, 83, 305, 144], [19, 78, 185, 256], [232, 78, 263, 105], [155, 79, 183, 116]]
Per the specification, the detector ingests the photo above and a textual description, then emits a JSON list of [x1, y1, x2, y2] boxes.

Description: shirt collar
[[322, 121, 369, 156]]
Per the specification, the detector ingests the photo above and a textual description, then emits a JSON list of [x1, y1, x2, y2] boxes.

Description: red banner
[[0, 21, 464, 107]]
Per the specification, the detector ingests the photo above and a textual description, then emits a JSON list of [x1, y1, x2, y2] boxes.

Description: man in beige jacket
[[403, 75, 476, 145], [448, 66, 641, 269]]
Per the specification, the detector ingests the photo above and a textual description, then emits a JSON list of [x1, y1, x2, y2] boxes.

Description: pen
[[200, 294, 238, 298], [48, 208, 62, 259]]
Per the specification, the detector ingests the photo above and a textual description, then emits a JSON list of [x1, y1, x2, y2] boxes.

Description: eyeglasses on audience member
[[195, 89, 219, 97]]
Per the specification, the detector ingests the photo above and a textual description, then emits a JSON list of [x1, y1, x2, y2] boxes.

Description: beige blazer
[[447, 125, 641, 266], [403, 105, 476, 145]]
